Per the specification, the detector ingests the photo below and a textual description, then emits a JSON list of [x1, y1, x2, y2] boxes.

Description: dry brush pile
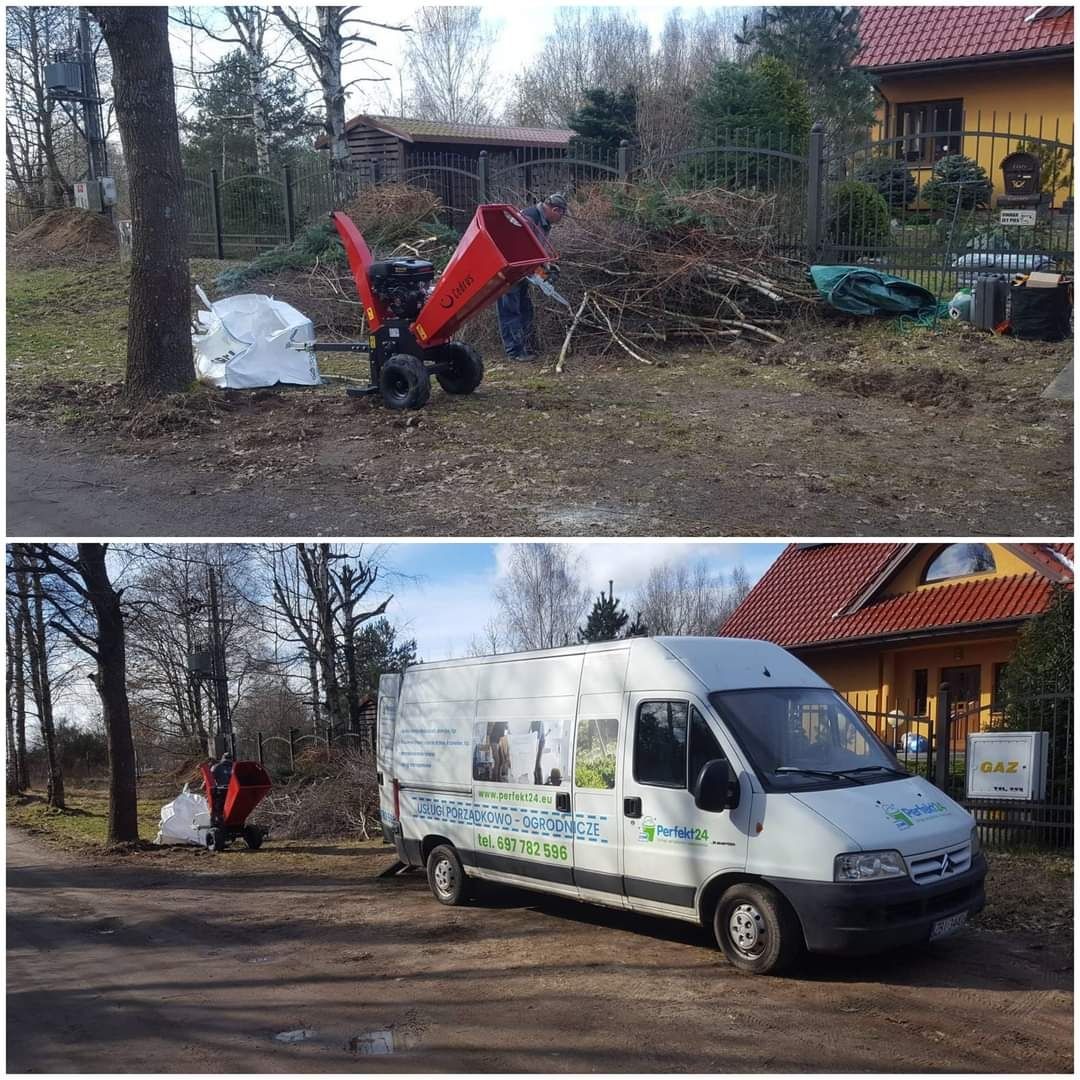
[[251, 746, 381, 840], [546, 183, 820, 369], [227, 180, 822, 364]]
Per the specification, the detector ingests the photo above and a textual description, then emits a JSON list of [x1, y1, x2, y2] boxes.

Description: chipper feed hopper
[[315, 204, 556, 409], [198, 759, 272, 852]]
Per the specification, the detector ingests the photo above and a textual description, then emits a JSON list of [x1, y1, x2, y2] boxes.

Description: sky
[[379, 540, 783, 660], [167, 3, 727, 121]]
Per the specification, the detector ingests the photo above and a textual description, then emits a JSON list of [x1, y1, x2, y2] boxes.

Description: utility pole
[[207, 566, 233, 755], [43, 7, 113, 218]]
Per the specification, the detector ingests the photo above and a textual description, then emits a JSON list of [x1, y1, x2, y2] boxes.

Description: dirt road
[[6, 828, 1072, 1073], [7, 330, 1073, 537]]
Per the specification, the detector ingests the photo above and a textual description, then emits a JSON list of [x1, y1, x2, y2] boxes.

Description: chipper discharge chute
[[316, 204, 555, 409], [198, 760, 272, 853]]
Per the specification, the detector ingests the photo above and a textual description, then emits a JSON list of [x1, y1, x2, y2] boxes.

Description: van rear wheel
[[714, 882, 803, 975], [426, 844, 469, 906]]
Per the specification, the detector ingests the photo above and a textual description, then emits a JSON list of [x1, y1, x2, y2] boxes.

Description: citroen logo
[[940, 852, 953, 875]]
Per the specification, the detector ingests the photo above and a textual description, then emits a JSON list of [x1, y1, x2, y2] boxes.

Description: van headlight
[[834, 850, 908, 882]]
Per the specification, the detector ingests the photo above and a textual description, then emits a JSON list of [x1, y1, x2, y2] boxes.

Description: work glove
[[545, 263, 561, 285]]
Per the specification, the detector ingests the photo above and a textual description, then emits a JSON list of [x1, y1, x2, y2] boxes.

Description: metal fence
[[10, 114, 1073, 296], [853, 685, 1072, 851], [816, 111, 1075, 293], [215, 722, 376, 781]]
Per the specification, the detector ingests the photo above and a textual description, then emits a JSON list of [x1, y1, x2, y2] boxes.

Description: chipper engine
[[198, 759, 272, 852], [309, 204, 556, 410]]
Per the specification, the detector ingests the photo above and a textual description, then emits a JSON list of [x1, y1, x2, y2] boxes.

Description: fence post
[[934, 682, 951, 791], [256, 730, 264, 765], [282, 164, 295, 243], [288, 726, 296, 771], [326, 725, 333, 750], [805, 121, 825, 262], [209, 169, 224, 260], [477, 150, 489, 203], [618, 139, 630, 181]]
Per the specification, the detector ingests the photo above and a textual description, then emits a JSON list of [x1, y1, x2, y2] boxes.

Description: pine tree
[[579, 581, 631, 643], [735, 7, 877, 140], [567, 86, 637, 153], [181, 49, 312, 177]]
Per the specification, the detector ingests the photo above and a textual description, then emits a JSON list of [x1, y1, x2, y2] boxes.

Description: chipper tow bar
[[302, 205, 557, 410]]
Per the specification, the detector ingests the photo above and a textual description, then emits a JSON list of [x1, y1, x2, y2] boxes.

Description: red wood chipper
[[198, 759, 272, 852], [313, 204, 556, 410]]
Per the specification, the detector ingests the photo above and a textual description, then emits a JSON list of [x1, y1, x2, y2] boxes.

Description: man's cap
[[545, 193, 568, 210]]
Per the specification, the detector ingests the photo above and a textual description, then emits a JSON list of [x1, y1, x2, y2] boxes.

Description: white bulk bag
[[192, 285, 320, 389], [155, 786, 211, 846]]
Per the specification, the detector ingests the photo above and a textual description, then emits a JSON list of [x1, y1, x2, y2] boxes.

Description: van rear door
[[621, 693, 749, 915], [376, 673, 401, 842]]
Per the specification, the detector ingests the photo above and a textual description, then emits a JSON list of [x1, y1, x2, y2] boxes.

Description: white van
[[376, 637, 986, 974]]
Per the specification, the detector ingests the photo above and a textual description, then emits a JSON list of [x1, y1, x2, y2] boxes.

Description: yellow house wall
[[883, 544, 1036, 597], [799, 632, 1019, 745], [876, 58, 1074, 199]]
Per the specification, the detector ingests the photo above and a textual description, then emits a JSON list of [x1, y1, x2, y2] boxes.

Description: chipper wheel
[[435, 342, 484, 396], [379, 353, 431, 410], [243, 825, 264, 851]]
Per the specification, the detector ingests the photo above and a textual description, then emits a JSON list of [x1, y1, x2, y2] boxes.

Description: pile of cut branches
[[548, 182, 820, 369], [252, 746, 379, 840]]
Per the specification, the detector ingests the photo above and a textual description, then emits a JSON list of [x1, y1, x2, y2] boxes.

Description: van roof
[[400, 636, 829, 693]]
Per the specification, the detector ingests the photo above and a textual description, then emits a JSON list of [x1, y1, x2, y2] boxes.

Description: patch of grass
[[7, 787, 164, 850]]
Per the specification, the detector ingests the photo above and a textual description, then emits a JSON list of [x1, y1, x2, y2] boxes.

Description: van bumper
[[768, 852, 987, 956]]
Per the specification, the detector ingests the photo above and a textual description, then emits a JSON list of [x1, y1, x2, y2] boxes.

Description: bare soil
[[9, 208, 119, 261], [6, 321, 1072, 537], [6, 828, 1072, 1073]]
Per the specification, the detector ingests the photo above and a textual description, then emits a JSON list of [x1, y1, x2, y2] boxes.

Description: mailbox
[[1000, 151, 1041, 197]]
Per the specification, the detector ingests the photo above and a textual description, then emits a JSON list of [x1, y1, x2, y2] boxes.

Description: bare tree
[[632, 559, 750, 637], [404, 7, 496, 124], [10, 547, 65, 808], [271, 6, 408, 165], [17, 544, 139, 844], [171, 6, 295, 174], [6, 595, 27, 793], [636, 7, 749, 160], [505, 9, 652, 127], [90, 7, 192, 401], [492, 545, 590, 652], [6, 7, 76, 211]]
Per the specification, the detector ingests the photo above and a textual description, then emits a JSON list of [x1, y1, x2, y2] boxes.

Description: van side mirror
[[693, 758, 740, 813]]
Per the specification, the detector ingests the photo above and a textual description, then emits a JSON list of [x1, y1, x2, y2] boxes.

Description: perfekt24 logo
[[880, 799, 949, 831], [639, 816, 709, 844]]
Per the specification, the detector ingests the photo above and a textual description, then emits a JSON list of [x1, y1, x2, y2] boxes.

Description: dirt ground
[[6, 320, 1073, 537], [6, 827, 1072, 1073]]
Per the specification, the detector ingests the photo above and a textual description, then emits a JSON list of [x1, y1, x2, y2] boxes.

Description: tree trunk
[[76, 544, 139, 845], [10, 603, 29, 791], [6, 622, 18, 795], [90, 7, 192, 402], [15, 564, 64, 808]]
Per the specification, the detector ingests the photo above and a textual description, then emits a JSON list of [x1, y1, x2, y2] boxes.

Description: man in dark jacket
[[496, 192, 567, 360], [209, 751, 233, 826]]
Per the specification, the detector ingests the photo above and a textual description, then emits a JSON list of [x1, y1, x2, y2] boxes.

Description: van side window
[[688, 706, 724, 791], [574, 716, 618, 790], [634, 701, 689, 787]]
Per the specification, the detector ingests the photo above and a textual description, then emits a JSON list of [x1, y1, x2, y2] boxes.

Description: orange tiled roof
[[720, 544, 1072, 649], [855, 6, 1073, 70]]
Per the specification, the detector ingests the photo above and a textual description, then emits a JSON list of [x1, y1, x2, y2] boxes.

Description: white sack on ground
[[155, 786, 211, 846], [193, 286, 320, 389]]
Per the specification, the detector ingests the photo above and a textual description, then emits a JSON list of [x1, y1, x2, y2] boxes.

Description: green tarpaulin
[[809, 265, 939, 317]]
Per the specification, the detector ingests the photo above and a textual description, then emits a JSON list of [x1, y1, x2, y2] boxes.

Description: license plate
[[929, 912, 968, 941]]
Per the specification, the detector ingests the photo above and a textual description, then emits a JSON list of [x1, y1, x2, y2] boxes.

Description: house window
[[922, 544, 996, 584], [895, 99, 963, 163], [913, 669, 928, 717]]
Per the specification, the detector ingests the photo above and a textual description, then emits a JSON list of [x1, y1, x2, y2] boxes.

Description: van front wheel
[[714, 883, 803, 975], [426, 844, 469, 906]]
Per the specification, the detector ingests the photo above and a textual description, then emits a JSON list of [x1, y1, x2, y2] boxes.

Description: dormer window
[[922, 544, 996, 584]]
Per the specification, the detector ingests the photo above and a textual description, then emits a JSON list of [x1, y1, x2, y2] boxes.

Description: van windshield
[[708, 687, 907, 792]]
